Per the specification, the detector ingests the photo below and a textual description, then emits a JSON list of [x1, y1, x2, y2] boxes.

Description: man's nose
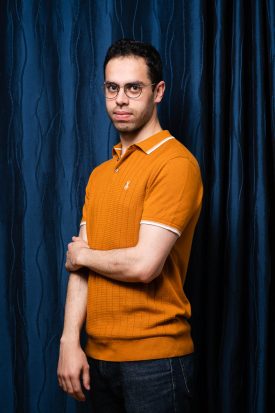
[[115, 88, 129, 105]]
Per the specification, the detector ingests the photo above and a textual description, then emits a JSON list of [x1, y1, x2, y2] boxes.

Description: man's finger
[[70, 377, 86, 401], [62, 376, 73, 394], [82, 364, 90, 390], [57, 376, 63, 388]]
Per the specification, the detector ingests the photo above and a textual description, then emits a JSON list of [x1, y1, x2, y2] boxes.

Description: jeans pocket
[[178, 353, 195, 398]]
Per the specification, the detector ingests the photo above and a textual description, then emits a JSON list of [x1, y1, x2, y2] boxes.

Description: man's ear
[[154, 81, 165, 103]]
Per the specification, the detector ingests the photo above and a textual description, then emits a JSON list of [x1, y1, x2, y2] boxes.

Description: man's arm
[[57, 225, 90, 402], [66, 223, 178, 283]]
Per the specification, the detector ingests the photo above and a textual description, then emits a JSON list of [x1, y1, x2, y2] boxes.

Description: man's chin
[[113, 122, 137, 133]]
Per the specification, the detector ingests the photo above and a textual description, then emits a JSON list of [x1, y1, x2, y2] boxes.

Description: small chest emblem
[[124, 180, 131, 190]]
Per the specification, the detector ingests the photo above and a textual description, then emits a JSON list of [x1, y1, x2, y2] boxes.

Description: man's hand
[[65, 236, 89, 272], [57, 339, 90, 401]]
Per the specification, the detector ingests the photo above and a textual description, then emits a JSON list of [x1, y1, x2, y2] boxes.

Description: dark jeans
[[87, 353, 196, 413]]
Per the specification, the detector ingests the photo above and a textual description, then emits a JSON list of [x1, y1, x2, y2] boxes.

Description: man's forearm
[[79, 246, 144, 283], [58, 268, 90, 402], [66, 225, 178, 284], [60, 271, 88, 343]]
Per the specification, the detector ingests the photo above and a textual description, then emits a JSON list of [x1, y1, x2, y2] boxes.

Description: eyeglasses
[[103, 82, 156, 100]]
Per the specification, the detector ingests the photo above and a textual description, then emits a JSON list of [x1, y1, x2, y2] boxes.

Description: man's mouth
[[113, 111, 133, 120]]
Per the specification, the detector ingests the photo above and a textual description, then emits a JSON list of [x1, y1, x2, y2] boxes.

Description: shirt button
[[114, 167, 119, 173]]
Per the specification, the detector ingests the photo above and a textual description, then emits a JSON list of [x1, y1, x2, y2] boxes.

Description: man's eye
[[107, 84, 118, 92], [129, 84, 141, 91]]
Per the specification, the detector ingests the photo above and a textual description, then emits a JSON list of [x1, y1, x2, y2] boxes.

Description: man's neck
[[120, 119, 162, 155]]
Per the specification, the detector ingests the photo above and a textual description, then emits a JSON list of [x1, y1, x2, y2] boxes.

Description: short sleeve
[[141, 157, 203, 236]]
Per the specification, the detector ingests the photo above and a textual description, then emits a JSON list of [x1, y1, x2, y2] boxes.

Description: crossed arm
[[58, 223, 178, 401], [65, 223, 178, 283]]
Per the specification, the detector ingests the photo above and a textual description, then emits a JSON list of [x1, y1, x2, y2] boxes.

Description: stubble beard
[[112, 120, 142, 135], [109, 108, 154, 136]]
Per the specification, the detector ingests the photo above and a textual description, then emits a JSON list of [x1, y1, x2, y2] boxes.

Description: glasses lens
[[104, 83, 118, 99], [125, 84, 142, 98], [103, 83, 144, 99]]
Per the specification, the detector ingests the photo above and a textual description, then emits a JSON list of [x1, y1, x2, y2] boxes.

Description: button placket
[[113, 146, 136, 173]]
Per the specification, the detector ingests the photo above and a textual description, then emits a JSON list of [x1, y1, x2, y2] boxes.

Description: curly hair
[[104, 39, 163, 85]]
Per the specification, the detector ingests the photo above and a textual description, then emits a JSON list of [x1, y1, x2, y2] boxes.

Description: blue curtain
[[0, 1, 274, 412]]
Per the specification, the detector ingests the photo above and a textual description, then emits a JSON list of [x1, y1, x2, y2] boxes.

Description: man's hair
[[103, 39, 163, 84]]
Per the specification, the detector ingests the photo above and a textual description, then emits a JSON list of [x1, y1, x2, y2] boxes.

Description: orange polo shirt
[[81, 130, 203, 361]]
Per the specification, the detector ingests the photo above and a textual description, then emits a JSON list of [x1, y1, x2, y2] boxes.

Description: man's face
[[104, 56, 158, 134]]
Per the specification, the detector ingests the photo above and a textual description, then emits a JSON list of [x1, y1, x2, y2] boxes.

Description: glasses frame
[[103, 81, 157, 100]]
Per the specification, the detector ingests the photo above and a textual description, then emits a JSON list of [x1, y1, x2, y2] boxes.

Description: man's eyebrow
[[126, 81, 147, 86], [105, 80, 145, 85]]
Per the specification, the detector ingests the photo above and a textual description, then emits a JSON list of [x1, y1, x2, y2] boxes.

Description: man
[[58, 39, 203, 412]]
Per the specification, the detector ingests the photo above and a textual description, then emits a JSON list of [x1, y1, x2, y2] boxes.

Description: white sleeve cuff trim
[[80, 221, 86, 227], [140, 220, 181, 236]]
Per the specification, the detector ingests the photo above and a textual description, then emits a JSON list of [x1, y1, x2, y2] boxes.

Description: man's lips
[[113, 111, 133, 120]]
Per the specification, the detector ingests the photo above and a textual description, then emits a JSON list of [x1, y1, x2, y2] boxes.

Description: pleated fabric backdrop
[[0, 1, 274, 412]]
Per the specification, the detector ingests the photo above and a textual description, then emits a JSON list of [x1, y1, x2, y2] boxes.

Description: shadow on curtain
[[0, 1, 274, 412]]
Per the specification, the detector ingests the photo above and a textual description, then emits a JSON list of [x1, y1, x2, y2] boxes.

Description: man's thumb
[[82, 364, 90, 390]]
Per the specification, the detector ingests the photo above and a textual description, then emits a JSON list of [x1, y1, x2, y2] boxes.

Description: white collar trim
[[146, 136, 174, 154]]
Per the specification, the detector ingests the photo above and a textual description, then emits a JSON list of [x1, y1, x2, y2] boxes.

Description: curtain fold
[[0, 1, 274, 412]]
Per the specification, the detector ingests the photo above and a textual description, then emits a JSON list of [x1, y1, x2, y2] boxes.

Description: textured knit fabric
[[81, 130, 203, 361]]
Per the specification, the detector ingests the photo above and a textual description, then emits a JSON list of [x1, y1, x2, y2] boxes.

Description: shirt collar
[[112, 130, 173, 158]]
